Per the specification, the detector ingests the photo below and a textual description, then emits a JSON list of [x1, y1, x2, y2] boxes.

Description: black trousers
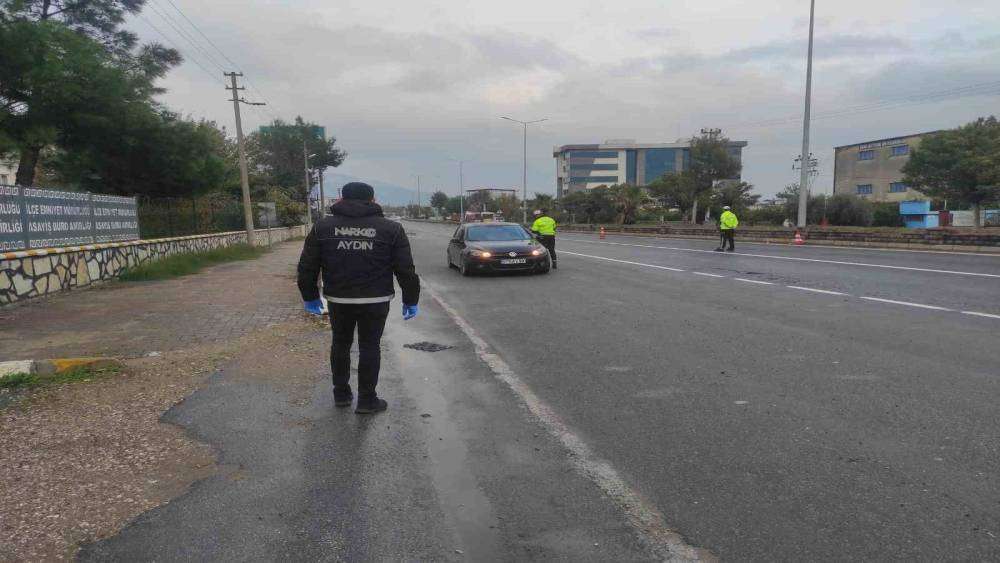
[[329, 301, 390, 398], [537, 234, 557, 263], [720, 229, 735, 251]]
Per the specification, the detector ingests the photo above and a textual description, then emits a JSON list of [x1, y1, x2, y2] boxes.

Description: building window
[[858, 150, 875, 161], [891, 145, 909, 157], [569, 176, 620, 184], [0, 174, 7, 185], [568, 150, 618, 159], [856, 184, 873, 195], [889, 182, 908, 193], [569, 163, 618, 171]]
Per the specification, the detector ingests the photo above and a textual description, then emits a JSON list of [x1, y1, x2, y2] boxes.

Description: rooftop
[[834, 130, 944, 150]]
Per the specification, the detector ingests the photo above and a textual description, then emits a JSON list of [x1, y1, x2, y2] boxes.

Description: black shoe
[[333, 386, 353, 407], [714, 247, 724, 252], [551, 261, 557, 269], [725, 248, 734, 252], [355, 397, 388, 414]]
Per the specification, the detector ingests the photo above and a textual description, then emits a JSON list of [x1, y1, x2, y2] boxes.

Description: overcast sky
[[131, 0, 1000, 199]]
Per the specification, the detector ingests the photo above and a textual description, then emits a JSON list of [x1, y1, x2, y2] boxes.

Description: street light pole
[[501, 116, 547, 224], [797, 0, 816, 228], [449, 158, 468, 223], [303, 141, 313, 232]]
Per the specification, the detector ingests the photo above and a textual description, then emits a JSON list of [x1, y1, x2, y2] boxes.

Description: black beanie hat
[[342, 182, 375, 201]]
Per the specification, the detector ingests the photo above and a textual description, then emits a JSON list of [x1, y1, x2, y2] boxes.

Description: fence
[[137, 195, 251, 239]]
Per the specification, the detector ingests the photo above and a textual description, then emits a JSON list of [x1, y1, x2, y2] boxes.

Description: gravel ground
[[0, 319, 320, 561]]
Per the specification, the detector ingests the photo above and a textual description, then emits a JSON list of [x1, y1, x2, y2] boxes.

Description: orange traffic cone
[[599, 226, 606, 240], [794, 230, 805, 246]]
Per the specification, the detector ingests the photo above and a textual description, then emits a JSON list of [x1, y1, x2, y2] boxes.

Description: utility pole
[[501, 116, 547, 224], [797, 0, 817, 228], [303, 141, 312, 232], [225, 72, 265, 245], [318, 170, 326, 216]]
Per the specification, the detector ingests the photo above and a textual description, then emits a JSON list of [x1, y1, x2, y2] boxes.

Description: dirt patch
[[0, 318, 325, 561]]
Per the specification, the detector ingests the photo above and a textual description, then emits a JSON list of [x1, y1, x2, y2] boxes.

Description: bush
[[743, 205, 787, 226], [873, 202, 904, 227], [824, 194, 874, 226]]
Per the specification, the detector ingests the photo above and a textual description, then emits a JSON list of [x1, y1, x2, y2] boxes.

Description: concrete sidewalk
[[0, 241, 306, 361]]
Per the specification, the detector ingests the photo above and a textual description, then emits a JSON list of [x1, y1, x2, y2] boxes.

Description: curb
[[0, 357, 124, 379]]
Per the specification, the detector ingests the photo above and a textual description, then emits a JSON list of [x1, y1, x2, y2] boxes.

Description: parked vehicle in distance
[[447, 223, 550, 276]]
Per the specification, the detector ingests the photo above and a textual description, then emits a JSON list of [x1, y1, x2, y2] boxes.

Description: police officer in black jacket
[[297, 182, 420, 414]]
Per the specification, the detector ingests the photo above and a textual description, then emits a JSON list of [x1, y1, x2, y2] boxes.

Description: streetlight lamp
[[500, 116, 547, 224]]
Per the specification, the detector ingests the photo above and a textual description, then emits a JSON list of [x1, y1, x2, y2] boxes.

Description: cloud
[[133, 0, 1000, 198]]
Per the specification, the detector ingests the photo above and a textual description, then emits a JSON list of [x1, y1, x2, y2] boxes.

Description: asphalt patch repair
[[0, 318, 322, 561], [403, 341, 454, 353]]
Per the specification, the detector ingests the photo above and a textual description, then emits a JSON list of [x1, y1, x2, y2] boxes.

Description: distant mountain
[[321, 172, 417, 206]]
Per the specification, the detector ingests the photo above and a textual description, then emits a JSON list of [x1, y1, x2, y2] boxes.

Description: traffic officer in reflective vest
[[530, 209, 557, 269], [716, 205, 739, 252]]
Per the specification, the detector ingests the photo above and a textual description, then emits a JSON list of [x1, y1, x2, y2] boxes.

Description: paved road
[[402, 222, 1000, 560]]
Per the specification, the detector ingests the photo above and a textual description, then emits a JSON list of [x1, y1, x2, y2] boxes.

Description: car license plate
[[500, 258, 527, 265]]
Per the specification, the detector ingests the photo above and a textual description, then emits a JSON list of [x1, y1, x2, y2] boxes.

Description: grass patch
[[119, 243, 268, 281], [0, 364, 121, 392]]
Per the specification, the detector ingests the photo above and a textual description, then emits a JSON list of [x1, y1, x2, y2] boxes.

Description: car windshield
[[466, 225, 528, 241]]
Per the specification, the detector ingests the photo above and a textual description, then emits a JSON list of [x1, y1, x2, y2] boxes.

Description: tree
[[430, 190, 448, 213], [610, 184, 647, 224], [903, 116, 1000, 227], [1, 1, 180, 185], [711, 181, 760, 214], [530, 193, 554, 212], [47, 112, 239, 197], [647, 171, 698, 217], [558, 186, 616, 224], [686, 129, 742, 223], [246, 117, 346, 204]]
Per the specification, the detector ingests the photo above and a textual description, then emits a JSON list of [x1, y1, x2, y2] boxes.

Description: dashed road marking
[[961, 310, 1000, 319], [787, 286, 849, 296], [734, 278, 774, 285], [562, 247, 998, 321], [859, 297, 953, 311], [559, 238, 1000, 279], [424, 284, 711, 562]]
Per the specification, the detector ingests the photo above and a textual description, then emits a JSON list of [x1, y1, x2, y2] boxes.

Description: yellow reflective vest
[[719, 210, 739, 230], [531, 215, 557, 236]]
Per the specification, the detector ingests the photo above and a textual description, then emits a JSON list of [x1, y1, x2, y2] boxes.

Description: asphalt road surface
[[401, 222, 1000, 561], [81, 223, 1000, 561]]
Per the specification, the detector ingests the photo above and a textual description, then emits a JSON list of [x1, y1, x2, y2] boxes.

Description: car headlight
[[531, 249, 543, 256], [470, 250, 492, 258]]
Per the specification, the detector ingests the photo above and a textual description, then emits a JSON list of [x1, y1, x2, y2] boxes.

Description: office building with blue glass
[[553, 139, 748, 197]]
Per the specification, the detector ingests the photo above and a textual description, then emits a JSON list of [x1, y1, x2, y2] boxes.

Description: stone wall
[[1, 226, 306, 306]]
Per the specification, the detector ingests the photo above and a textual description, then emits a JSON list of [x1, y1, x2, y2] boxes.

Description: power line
[[154, 0, 283, 121], [139, 14, 223, 85], [146, 0, 227, 72]]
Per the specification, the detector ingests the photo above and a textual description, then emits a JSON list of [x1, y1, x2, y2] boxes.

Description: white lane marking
[[424, 284, 710, 561], [561, 250, 686, 272], [561, 232, 1000, 258], [962, 310, 1000, 319], [787, 286, 849, 296], [734, 278, 774, 285], [859, 297, 953, 311], [559, 238, 1000, 279], [692, 272, 725, 278]]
